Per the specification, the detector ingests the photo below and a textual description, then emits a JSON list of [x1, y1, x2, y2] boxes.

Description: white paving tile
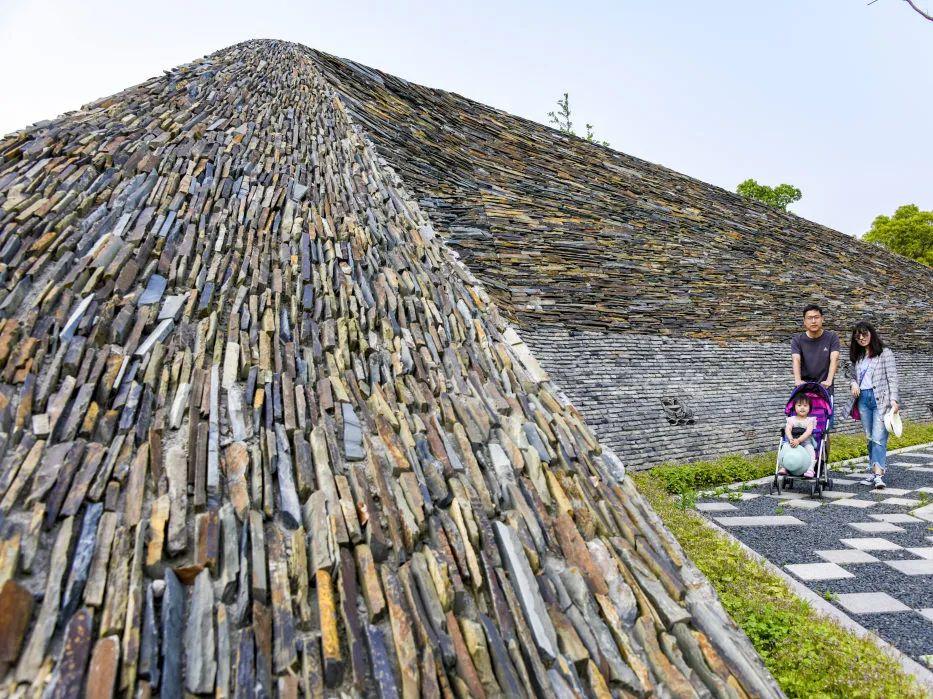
[[868, 513, 924, 524], [916, 487, 933, 494], [816, 549, 880, 564], [695, 502, 738, 512], [840, 537, 903, 551], [908, 467, 933, 473], [848, 521, 904, 534], [913, 504, 933, 523], [719, 492, 760, 501], [885, 559, 933, 576], [836, 592, 910, 614], [905, 547, 933, 560], [868, 487, 913, 496], [829, 498, 877, 509], [880, 497, 923, 507], [829, 478, 860, 485], [714, 515, 806, 527], [919, 609, 933, 623], [786, 498, 823, 510], [767, 492, 808, 500], [821, 491, 855, 500], [785, 562, 854, 581]]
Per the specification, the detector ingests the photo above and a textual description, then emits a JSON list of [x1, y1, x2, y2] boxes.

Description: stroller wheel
[[815, 479, 823, 498], [826, 478, 833, 491], [809, 480, 817, 498], [773, 476, 782, 495], [785, 478, 794, 490]]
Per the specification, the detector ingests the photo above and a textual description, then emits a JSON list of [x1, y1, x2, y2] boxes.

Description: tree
[[735, 179, 802, 210], [863, 204, 933, 266], [548, 93, 610, 147]]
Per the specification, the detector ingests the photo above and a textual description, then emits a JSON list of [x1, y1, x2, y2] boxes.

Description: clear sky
[[1, 0, 930, 236]]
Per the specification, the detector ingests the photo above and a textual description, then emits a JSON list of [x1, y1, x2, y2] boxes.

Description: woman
[[849, 321, 899, 489]]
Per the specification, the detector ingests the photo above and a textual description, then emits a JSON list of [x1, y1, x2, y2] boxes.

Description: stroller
[[770, 382, 834, 498]]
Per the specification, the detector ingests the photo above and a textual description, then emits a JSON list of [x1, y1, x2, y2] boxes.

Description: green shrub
[[633, 476, 927, 698], [649, 420, 933, 495]]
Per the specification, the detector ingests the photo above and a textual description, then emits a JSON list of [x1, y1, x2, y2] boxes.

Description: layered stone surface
[[308, 49, 933, 466], [0, 40, 780, 697]]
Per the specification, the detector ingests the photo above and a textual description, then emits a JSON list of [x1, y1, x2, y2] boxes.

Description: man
[[791, 304, 840, 390], [791, 304, 840, 459]]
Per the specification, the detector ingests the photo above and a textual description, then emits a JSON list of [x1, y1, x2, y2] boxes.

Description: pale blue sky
[[1, 0, 930, 235]]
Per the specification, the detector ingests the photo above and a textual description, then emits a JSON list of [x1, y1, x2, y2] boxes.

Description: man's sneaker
[[873, 475, 886, 490], [859, 474, 876, 486]]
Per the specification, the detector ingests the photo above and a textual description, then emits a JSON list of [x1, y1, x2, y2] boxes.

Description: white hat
[[884, 409, 903, 438]]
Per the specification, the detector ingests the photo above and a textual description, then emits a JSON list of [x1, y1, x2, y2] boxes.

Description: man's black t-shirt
[[791, 331, 841, 384]]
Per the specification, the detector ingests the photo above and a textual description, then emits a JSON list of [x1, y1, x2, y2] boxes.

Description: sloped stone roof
[[0, 39, 782, 696], [309, 48, 933, 351]]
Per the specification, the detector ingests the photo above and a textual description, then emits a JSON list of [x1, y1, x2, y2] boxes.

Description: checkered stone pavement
[[696, 446, 933, 667]]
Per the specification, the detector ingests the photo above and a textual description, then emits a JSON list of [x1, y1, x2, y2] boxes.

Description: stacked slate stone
[[309, 49, 933, 351], [0, 40, 781, 697]]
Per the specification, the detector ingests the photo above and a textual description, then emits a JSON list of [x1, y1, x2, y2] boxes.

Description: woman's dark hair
[[849, 321, 884, 363]]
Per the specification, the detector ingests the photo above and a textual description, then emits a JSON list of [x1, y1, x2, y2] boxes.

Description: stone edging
[[700, 517, 933, 695], [829, 441, 933, 470]]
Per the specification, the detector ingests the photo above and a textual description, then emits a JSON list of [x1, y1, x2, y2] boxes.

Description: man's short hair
[[803, 304, 823, 317]]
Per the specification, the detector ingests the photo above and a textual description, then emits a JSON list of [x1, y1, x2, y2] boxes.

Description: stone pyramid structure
[[307, 48, 933, 468], [0, 37, 821, 697]]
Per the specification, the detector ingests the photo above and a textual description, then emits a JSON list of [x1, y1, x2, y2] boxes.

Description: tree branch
[[904, 0, 933, 21]]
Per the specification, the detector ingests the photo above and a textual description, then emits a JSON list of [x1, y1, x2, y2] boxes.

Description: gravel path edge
[[700, 516, 933, 696]]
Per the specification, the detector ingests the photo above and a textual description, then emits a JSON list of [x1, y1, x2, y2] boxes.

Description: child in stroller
[[772, 382, 834, 497], [780, 394, 817, 478]]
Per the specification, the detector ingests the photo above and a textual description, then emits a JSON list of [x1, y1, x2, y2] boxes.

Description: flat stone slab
[[714, 515, 805, 527], [836, 592, 911, 614], [848, 521, 905, 534], [906, 547, 933, 560], [695, 502, 738, 512], [919, 609, 933, 623], [907, 467, 933, 473], [868, 487, 914, 496], [785, 562, 854, 581], [840, 537, 903, 551], [830, 478, 860, 485], [785, 498, 822, 510], [830, 498, 877, 509], [869, 513, 925, 524], [767, 492, 808, 500], [881, 497, 923, 507], [821, 491, 855, 500], [816, 549, 880, 564], [913, 504, 933, 523], [885, 559, 933, 576], [719, 493, 759, 501]]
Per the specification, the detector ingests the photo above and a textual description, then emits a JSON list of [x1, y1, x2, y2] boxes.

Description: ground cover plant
[[648, 421, 933, 497], [634, 474, 928, 698]]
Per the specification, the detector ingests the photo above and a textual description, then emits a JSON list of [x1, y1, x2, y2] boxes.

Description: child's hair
[[794, 394, 811, 407]]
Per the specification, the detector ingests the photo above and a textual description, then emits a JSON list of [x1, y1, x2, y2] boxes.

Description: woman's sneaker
[[873, 475, 886, 489], [859, 473, 876, 486]]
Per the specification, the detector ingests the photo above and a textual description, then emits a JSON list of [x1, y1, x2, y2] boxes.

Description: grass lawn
[[647, 420, 933, 497], [633, 420, 933, 699]]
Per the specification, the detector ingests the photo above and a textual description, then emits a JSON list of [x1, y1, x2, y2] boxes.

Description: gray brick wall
[[522, 328, 933, 469]]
